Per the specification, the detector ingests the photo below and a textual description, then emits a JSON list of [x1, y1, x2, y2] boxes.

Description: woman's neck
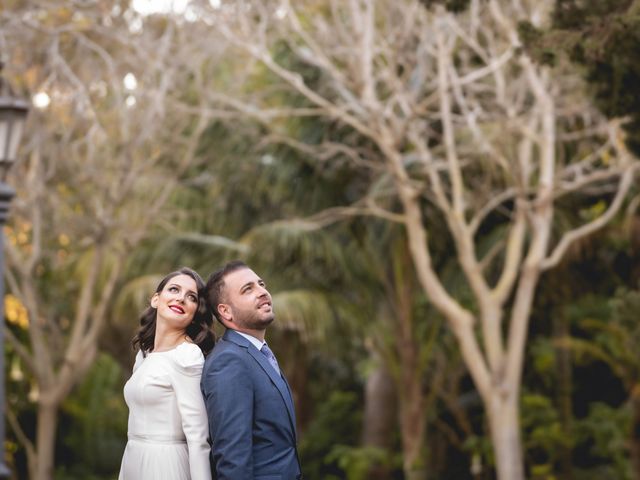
[[153, 327, 188, 352]]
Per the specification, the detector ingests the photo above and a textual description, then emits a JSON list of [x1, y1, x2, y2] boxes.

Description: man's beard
[[237, 310, 275, 330]]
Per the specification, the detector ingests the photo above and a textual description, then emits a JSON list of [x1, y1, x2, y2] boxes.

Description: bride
[[118, 267, 215, 480]]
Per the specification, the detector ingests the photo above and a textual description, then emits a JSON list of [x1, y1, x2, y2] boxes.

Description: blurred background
[[0, 0, 639, 479]]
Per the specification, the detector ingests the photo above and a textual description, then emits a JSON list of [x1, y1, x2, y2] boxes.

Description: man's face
[[218, 267, 274, 332]]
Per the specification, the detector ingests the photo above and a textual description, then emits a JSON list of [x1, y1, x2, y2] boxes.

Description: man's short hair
[[205, 260, 249, 323]]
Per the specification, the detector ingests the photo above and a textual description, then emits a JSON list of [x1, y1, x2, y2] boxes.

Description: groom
[[201, 260, 302, 479]]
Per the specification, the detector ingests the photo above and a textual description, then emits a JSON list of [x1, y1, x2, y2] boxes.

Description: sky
[[131, 0, 221, 16]]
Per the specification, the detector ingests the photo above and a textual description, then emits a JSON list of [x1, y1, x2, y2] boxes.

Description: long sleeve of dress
[[132, 350, 144, 372], [170, 343, 212, 480]]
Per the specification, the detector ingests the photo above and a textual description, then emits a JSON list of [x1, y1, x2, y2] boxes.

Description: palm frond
[[110, 274, 163, 329], [272, 289, 352, 343], [176, 232, 249, 253]]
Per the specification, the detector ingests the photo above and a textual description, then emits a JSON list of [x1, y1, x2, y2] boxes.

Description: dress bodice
[[120, 342, 211, 480]]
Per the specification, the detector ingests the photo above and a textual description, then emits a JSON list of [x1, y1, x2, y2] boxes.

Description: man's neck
[[233, 328, 265, 343]]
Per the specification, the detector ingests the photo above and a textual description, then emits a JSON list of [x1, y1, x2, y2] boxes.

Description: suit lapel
[[247, 347, 297, 436], [225, 330, 298, 437]]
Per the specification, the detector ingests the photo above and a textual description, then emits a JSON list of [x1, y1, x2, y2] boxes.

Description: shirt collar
[[234, 330, 265, 350]]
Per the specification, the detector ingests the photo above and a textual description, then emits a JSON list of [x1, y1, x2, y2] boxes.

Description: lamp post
[[0, 61, 29, 476]]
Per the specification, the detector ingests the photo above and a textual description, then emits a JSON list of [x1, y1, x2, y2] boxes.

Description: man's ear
[[217, 304, 234, 328], [150, 293, 159, 309]]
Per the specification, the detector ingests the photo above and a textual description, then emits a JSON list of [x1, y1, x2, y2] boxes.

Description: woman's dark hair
[[132, 267, 215, 356]]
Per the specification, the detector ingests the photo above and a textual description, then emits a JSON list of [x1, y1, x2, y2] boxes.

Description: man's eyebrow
[[240, 279, 262, 291]]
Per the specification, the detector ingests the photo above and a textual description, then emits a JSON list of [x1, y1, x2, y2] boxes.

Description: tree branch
[[541, 163, 637, 270], [4, 327, 36, 376]]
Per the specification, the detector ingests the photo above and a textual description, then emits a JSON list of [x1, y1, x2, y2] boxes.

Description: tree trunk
[[554, 309, 574, 479], [362, 359, 397, 480], [399, 345, 427, 480], [400, 396, 427, 480], [33, 401, 58, 480], [487, 391, 525, 480]]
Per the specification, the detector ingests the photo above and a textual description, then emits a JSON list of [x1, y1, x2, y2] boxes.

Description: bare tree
[[1, 2, 214, 478], [182, 0, 640, 478]]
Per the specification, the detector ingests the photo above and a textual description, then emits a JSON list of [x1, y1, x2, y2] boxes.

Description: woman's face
[[151, 274, 199, 331]]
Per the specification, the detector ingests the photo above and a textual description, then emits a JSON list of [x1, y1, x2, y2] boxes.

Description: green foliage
[[522, 0, 640, 154], [529, 339, 557, 386], [56, 354, 127, 479], [326, 445, 393, 480], [538, 288, 640, 478], [552, 0, 636, 30], [570, 289, 640, 389], [5, 2, 639, 478], [521, 394, 572, 466], [574, 402, 633, 480], [243, 224, 353, 288], [462, 434, 495, 472], [298, 391, 363, 480]]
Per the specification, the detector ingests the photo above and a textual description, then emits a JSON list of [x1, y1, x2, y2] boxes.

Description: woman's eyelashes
[[167, 285, 198, 303]]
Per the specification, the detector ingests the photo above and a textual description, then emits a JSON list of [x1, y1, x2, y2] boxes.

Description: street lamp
[[0, 61, 29, 476]]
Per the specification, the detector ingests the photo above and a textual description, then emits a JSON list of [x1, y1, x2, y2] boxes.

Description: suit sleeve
[[201, 349, 254, 479], [171, 344, 212, 480]]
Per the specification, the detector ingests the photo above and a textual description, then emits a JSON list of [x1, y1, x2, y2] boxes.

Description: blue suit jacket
[[201, 329, 302, 480]]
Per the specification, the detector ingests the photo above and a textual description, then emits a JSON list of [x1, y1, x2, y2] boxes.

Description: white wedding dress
[[118, 342, 211, 480]]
